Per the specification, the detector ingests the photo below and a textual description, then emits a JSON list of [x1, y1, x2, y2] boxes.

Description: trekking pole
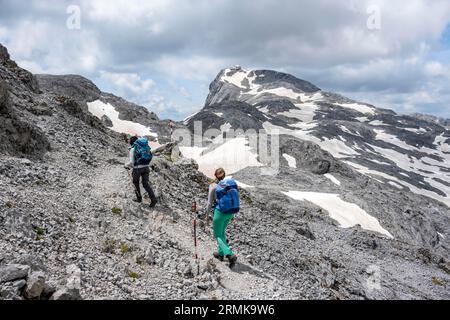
[[192, 201, 200, 275]]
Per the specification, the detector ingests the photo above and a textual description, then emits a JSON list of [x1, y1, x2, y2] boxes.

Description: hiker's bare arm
[[124, 148, 135, 169]]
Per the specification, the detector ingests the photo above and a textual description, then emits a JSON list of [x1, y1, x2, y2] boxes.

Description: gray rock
[[144, 248, 155, 265], [0, 264, 30, 283], [11, 255, 46, 272], [101, 115, 113, 127], [42, 280, 57, 299], [295, 225, 316, 241], [50, 287, 81, 301], [12, 279, 27, 291], [0, 284, 22, 300], [24, 271, 46, 299]]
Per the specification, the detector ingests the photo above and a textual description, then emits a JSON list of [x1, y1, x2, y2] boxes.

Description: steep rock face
[[0, 79, 49, 159], [0, 44, 39, 93], [0, 78, 8, 112]]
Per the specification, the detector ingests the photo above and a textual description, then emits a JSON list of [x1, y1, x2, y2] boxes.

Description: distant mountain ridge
[[186, 65, 450, 208]]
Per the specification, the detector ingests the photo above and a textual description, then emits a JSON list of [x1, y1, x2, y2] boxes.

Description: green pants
[[213, 209, 234, 257]]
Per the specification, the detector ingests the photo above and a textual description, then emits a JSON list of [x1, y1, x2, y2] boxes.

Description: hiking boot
[[149, 199, 158, 208], [227, 255, 237, 269], [213, 252, 224, 262], [133, 198, 142, 203]]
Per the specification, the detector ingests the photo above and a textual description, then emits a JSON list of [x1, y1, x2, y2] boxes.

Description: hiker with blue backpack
[[205, 168, 239, 268], [124, 136, 158, 208]]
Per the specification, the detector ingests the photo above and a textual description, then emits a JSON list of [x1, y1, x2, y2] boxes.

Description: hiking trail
[[89, 159, 282, 299]]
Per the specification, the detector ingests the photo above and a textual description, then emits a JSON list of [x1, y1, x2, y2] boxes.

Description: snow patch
[[369, 120, 388, 126], [263, 122, 360, 159], [345, 160, 450, 207], [290, 122, 317, 130], [224, 176, 255, 189], [254, 87, 302, 100], [337, 103, 376, 115], [220, 123, 232, 133], [369, 159, 391, 166], [257, 106, 270, 114], [179, 137, 263, 178], [324, 174, 341, 186], [282, 191, 393, 238], [179, 146, 207, 160], [374, 130, 416, 151], [340, 126, 363, 137], [87, 100, 158, 139], [434, 134, 450, 153], [221, 68, 251, 89], [236, 181, 255, 189], [280, 103, 318, 122], [282, 154, 297, 168], [388, 181, 404, 189], [403, 127, 427, 134]]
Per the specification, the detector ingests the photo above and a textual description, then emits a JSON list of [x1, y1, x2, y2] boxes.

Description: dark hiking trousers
[[132, 167, 157, 203]]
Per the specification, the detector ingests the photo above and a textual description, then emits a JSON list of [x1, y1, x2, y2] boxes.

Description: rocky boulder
[[0, 264, 30, 283], [24, 271, 46, 299], [280, 136, 337, 175]]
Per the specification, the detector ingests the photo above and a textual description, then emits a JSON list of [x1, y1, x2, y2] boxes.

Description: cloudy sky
[[0, 0, 449, 120]]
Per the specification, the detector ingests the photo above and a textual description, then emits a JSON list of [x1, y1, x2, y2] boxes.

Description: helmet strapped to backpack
[[215, 179, 240, 214], [133, 137, 153, 166]]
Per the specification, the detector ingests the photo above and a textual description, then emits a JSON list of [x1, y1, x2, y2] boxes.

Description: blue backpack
[[133, 137, 153, 166], [215, 179, 240, 214]]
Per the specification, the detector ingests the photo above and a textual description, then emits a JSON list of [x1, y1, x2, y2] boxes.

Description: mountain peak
[[206, 67, 321, 106], [0, 43, 11, 64]]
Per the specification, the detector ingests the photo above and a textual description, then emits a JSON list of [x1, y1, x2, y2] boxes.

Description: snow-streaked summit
[[186, 66, 450, 209]]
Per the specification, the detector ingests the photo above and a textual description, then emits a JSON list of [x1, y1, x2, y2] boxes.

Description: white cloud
[[0, 27, 8, 38], [1, 0, 450, 119], [424, 61, 450, 78], [15, 60, 45, 74], [0, 19, 103, 75], [99, 71, 154, 95], [179, 86, 190, 99], [153, 55, 229, 81]]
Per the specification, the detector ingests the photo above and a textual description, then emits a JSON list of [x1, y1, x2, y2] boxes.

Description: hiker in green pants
[[205, 168, 239, 268], [213, 208, 234, 257]]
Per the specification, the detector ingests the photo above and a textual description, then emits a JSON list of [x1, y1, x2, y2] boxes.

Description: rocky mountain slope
[[1, 45, 450, 300]]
